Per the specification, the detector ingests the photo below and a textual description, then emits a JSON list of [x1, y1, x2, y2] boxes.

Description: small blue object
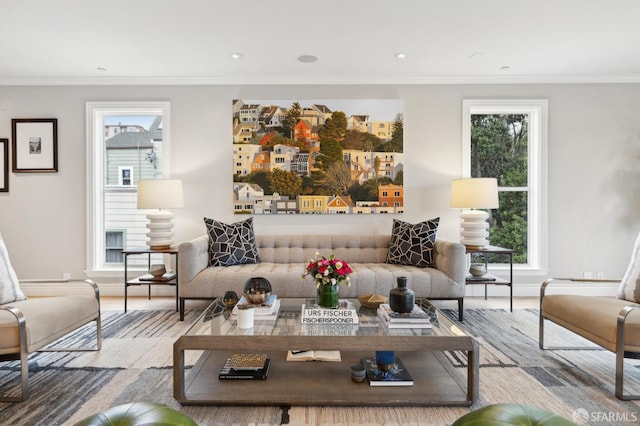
[[375, 350, 395, 367]]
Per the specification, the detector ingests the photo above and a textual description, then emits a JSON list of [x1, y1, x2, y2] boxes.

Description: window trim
[[462, 99, 548, 271], [86, 101, 171, 276], [118, 166, 134, 186]]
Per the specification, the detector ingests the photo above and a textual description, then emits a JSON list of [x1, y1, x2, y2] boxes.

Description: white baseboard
[[465, 281, 619, 298], [20, 281, 177, 298], [20, 279, 620, 299]]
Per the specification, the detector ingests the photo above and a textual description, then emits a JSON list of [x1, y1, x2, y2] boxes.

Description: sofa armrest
[[178, 235, 209, 287], [433, 239, 466, 285]]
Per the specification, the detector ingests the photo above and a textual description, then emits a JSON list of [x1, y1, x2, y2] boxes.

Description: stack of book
[[377, 303, 432, 329], [300, 299, 359, 325], [230, 294, 281, 321], [361, 357, 414, 386], [219, 353, 271, 380]]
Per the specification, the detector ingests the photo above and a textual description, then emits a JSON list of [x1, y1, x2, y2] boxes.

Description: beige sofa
[[178, 234, 467, 321]]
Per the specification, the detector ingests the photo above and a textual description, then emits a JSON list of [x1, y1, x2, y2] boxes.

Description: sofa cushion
[[386, 218, 439, 268], [180, 261, 461, 300], [618, 231, 640, 303], [0, 232, 27, 305], [204, 217, 260, 267]]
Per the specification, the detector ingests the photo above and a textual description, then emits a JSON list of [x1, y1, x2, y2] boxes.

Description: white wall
[[1, 84, 639, 296]]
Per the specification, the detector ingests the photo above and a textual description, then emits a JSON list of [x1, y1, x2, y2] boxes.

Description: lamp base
[[145, 210, 175, 249], [460, 210, 490, 248], [148, 244, 172, 251]]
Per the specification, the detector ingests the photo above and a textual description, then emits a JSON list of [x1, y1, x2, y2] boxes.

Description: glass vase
[[317, 283, 339, 308]]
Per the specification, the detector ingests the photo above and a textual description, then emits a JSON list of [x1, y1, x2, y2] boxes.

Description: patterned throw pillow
[[204, 217, 260, 267], [386, 218, 440, 268], [0, 232, 27, 304], [617, 231, 640, 303]]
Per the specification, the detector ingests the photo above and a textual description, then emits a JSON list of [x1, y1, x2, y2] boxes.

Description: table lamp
[[450, 178, 499, 248], [137, 179, 184, 250]]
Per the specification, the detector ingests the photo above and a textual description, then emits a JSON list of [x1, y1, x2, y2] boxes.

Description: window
[[105, 230, 125, 263], [86, 101, 171, 273], [463, 100, 547, 269], [118, 166, 133, 186]]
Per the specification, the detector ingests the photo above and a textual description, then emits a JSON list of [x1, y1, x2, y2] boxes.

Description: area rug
[[0, 308, 638, 425]]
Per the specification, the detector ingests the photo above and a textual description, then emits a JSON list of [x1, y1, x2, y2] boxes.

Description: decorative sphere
[[243, 277, 272, 304], [222, 291, 239, 308]]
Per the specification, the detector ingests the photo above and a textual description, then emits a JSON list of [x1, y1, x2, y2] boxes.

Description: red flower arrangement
[[302, 252, 353, 287]]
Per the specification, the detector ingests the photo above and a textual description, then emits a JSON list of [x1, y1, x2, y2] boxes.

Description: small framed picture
[[0, 138, 8, 192], [12, 118, 58, 172]]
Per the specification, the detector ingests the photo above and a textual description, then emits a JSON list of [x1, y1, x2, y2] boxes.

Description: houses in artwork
[[232, 99, 403, 214]]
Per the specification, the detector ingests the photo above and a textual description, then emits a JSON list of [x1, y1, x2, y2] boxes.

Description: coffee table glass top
[[185, 297, 467, 339]]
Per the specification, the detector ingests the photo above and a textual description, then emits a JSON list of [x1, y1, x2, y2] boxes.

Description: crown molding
[[2, 74, 640, 86]]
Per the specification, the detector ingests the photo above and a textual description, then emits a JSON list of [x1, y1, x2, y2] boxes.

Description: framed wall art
[[0, 138, 8, 192], [11, 118, 58, 172], [232, 99, 403, 215]]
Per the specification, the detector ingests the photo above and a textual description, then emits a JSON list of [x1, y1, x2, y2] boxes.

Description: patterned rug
[[0, 308, 639, 425]]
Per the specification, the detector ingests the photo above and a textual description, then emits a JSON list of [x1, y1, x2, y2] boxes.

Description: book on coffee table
[[286, 350, 341, 362], [377, 304, 431, 325], [219, 357, 271, 380], [361, 357, 414, 386]]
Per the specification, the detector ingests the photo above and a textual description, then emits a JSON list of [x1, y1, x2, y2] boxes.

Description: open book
[[286, 350, 341, 362]]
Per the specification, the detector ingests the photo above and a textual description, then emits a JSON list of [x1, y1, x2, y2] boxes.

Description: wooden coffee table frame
[[174, 299, 479, 407]]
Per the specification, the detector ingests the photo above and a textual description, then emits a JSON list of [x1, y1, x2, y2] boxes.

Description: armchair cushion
[[618, 231, 640, 303], [0, 233, 26, 305]]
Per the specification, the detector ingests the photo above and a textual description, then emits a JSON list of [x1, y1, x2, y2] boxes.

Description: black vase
[[389, 276, 414, 313]]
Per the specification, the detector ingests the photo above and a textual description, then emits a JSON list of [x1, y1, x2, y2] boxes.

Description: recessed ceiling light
[[231, 53, 244, 60], [394, 52, 408, 59], [297, 54, 318, 63]]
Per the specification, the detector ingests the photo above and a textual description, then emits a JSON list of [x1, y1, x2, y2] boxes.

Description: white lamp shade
[[450, 178, 499, 209], [137, 179, 184, 209]]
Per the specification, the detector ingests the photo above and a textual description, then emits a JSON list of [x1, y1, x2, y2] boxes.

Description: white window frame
[[462, 99, 548, 272], [86, 101, 171, 276], [118, 166, 134, 186]]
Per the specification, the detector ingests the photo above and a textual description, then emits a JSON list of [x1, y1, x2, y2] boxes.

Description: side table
[[123, 247, 179, 313], [465, 245, 513, 312]]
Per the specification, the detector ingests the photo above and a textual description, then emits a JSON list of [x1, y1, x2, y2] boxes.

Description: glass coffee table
[[173, 298, 478, 407]]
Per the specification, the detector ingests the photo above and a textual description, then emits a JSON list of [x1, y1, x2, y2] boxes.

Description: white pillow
[[617, 231, 640, 303], [0, 232, 27, 304]]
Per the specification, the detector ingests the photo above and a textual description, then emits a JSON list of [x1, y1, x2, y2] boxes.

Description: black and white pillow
[[617, 231, 640, 303], [386, 218, 439, 268], [204, 217, 260, 267], [0, 232, 27, 304]]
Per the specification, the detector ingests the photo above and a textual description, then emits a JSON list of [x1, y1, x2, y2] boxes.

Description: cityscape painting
[[233, 99, 403, 215]]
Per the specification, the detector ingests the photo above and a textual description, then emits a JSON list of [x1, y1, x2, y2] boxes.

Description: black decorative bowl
[[243, 277, 272, 304]]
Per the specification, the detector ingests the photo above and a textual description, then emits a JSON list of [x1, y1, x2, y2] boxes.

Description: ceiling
[[2, 0, 639, 85]]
